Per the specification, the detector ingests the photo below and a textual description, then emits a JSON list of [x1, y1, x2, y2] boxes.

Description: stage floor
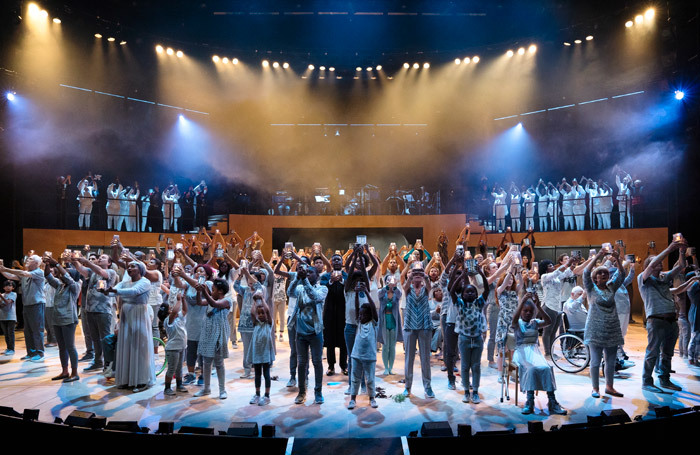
[[0, 320, 698, 438]]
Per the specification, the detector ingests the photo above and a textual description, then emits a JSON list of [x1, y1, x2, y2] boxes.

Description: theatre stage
[[0, 321, 697, 438]]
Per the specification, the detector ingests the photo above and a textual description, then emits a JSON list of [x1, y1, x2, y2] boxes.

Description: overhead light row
[[506, 44, 537, 57], [156, 45, 184, 58], [563, 36, 593, 46], [625, 8, 655, 27], [94, 34, 127, 45], [453, 56, 480, 65]]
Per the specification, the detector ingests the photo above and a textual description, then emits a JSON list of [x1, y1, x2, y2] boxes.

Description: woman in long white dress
[[492, 186, 508, 232], [77, 177, 96, 229], [102, 261, 155, 392], [509, 183, 522, 232], [105, 183, 122, 230]]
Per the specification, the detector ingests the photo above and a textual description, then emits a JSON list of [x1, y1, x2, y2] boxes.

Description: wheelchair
[[550, 312, 590, 373]]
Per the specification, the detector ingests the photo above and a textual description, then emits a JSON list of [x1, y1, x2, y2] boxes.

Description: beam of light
[[284, 62, 290, 69], [28, 3, 39, 16], [635, 14, 643, 24], [674, 90, 685, 100], [166, 47, 174, 55], [455, 58, 461, 65], [176, 50, 184, 58], [517, 47, 525, 55], [625, 20, 633, 28], [463, 57, 471, 64], [506, 50, 514, 57], [423, 63, 430, 69], [272, 61, 280, 68], [232, 58, 239, 64], [6, 92, 16, 101], [528, 44, 537, 53], [262, 60, 269, 67], [472, 56, 479, 63], [155, 44, 163, 53], [222, 57, 229, 64], [412, 63, 419, 69], [645, 9, 654, 20], [212, 55, 219, 62], [403, 63, 409, 69]]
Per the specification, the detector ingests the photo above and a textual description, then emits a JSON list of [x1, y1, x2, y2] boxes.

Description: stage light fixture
[[472, 56, 479, 63], [6, 92, 16, 101], [517, 47, 525, 55], [328, 66, 334, 71], [28, 3, 39, 16], [506, 50, 514, 57], [40, 9, 48, 18], [574, 39, 582, 44], [319, 65, 326, 70], [645, 8, 655, 20], [119, 41, 127, 45], [376, 65, 382, 71], [212, 55, 220, 62], [423, 62, 430, 68], [95, 33, 102, 39], [625, 20, 633, 27], [455, 58, 461, 64], [403, 62, 409, 68], [413, 63, 419, 69], [635, 14, 643, 24], [166, 47, 174, 55], [528, 44, 537, 53], [221, 57, 229, 64], [586, 35, 593, 41], [365, 66, 371, 71], [464, 57, 470, 64], [176, 50, 183, 58], [262, 60, 269, 67], [675, 90, 684, 100], [308, 64, 314, 70], [155, 45, 164, 53], [564, 41, 571, 46], [232, 58, 239, 64], [53, 18, 61, 24], [107, 37, 115, 42], [272, 61, 279, 68], [284, 62, 290, 69]]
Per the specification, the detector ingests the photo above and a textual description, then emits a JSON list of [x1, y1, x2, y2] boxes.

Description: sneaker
[[314, 392, 324, 404], [78, 353, 94, 362], [425, 387, 435, 399], [83, 363, 104, 372], [164, 388, 176, 396], [219, 391, 227, 400], [182, 373, 196, 385], [20, 354, 32, 361], [347, 399, 356, 410], [4, 350, 14, 356], [471, 391, 480, 404], [497, 376, 504, 384], [591, 390, 600, 398], [620, 359, 635, 369], [642, 383, 664, 393], [193, 389, 211, 397], [104, 367, 115, 379], [197, 376, 204, 386], [250, 395, 260, 405], [447, 381, 456, 390], [440, 365, 448, 372], [30, 355, 44, 362], [294, 393, 306, 404], [402, 388, 411, 397], [659, 380, 682, 391], [258, 396, 270, 406], [522, 400, 534, 414], [370, 398, 378, 408], [462, 393, 470, 403], [286, 377, 297, 388], [548, 400, 567, 415], [176, 385, 188, 393]]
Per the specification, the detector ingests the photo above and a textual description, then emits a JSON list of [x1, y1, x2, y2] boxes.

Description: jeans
[[296, 331, 324, 394], [589, 344, 616, 390], [53, 323, 78, 371], [442, 320, 458, 383], [23, 303, 45, 357], [86, 312, 112, 366], [202, 350, 226, 393], [240, 331, 253, 373], [102, 333, 117, 367], [486, 302, 499, 362], [344, 323, 365, 388], [404, 328, 432, 391], [165, 349, 184, 383], [273, 300, 286, 334], [431, 326, 443, 352], [288, 322, 298, 377], [643, 318, 679, 384], [678, 315, 690, 357], [0, 320, 16, 351], [689, 331, 700, 360], [542, 306, 561, 356], [381, 327, 398, 373], [186, 339, 200, 371], [44, 307, 57, 344], [351, 358, 376, 397], [458, 334, 484, 392], [80, 306, 94, 356]]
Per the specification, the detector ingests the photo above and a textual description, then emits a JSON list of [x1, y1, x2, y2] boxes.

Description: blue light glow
[[674, 90, 685, 100], [6, 92, 15, 101]]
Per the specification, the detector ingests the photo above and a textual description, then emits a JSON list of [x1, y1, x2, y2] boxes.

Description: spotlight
[[375, 65, 382, 71], [356, 67, 362, 71], [675, 90, 685, 100], [262, 60, 269, 67], [506, 50, 514, 57], [95, 33, 102, 39], [635, 14, 643, 24], [413, 63, 419, 69], [367, 66, 372, 71], [283, 62, 290, 69], [119, 41, 127, 45], [586, 35, 593, 41], [308, 64, 314, 70], [107, 37, 115, 42], [454, 58, 461, 65], [176, 50, 183, 58], [53, 18, 61, 24], [319, 65, 326, 71], [6, 92, 15, 101], [40, 9, 48, 18], [28, 3, 39, 16], [272, 61, 279, 68], [472, 56, 479, 63], [574, 39, 582, 44], [423, 62, 430, 69], [564, 42, 571, 46], [212, 55, 220, 63], [166, 47, 174, 55], [403, 62, 409, 69], [528, 44, 537, 53], [232, 58, 239, 64], [328, 66, 334, 71], [625, 20, 633, 27], [645, 8, 655, 20], [517, 47, 525, 55], [464, 57, 470, 64], [222, 57, 229, 64], [155, 45, 164, 53]]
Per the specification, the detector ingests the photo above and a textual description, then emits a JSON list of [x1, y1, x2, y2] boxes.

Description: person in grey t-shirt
[[638, 239, 687, 393], [1, 255, 46, 361]]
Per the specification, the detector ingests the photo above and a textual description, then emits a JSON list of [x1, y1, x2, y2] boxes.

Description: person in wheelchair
[[512, 292, 567, 415], [563, 286, 587, 334]]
